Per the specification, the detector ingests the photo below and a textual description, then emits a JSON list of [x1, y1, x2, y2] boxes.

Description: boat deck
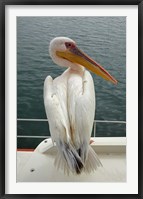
[[17, 137, 126, 182]]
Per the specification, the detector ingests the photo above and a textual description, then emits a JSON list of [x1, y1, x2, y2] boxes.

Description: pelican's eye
[[65, 42, 75, 49]]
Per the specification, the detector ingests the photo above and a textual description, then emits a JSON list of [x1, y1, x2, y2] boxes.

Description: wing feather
[[75, 70, 95, 143], [68, 70, 95, 149], [44, 75, 70, 143]]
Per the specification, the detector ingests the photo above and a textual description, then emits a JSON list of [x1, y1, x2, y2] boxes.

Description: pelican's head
[[49, 37, 117, 84]]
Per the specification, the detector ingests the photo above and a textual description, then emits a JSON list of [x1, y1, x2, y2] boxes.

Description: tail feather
[[84, 146, 102, 173], [55, 142, 84, 175], [54, 142, 102, 175]]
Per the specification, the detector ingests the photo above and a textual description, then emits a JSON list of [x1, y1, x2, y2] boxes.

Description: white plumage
[[44, 37, 117, 174]]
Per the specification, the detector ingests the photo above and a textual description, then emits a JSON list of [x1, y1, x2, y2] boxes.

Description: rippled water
[[17, 17, 126, 148]]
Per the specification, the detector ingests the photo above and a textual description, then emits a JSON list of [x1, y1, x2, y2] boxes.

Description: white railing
[[17, 135, 50, 138], [17, 118, 126, 138], [17, 118, 126, 123]]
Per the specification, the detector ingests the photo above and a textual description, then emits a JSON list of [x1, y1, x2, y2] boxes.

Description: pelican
[[44, 37, 117, 175]]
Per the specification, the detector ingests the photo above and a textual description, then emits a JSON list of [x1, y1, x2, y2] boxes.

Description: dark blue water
[[17, 17, 126, 149]]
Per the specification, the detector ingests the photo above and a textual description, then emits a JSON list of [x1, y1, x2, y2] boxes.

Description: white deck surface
[[17, 137, 126, 182]]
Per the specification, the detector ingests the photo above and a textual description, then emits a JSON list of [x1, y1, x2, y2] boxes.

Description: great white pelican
[[44, 37, 117, 175]]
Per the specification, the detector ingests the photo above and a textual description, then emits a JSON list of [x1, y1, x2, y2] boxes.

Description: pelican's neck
[[69, 63, 85, 75]]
